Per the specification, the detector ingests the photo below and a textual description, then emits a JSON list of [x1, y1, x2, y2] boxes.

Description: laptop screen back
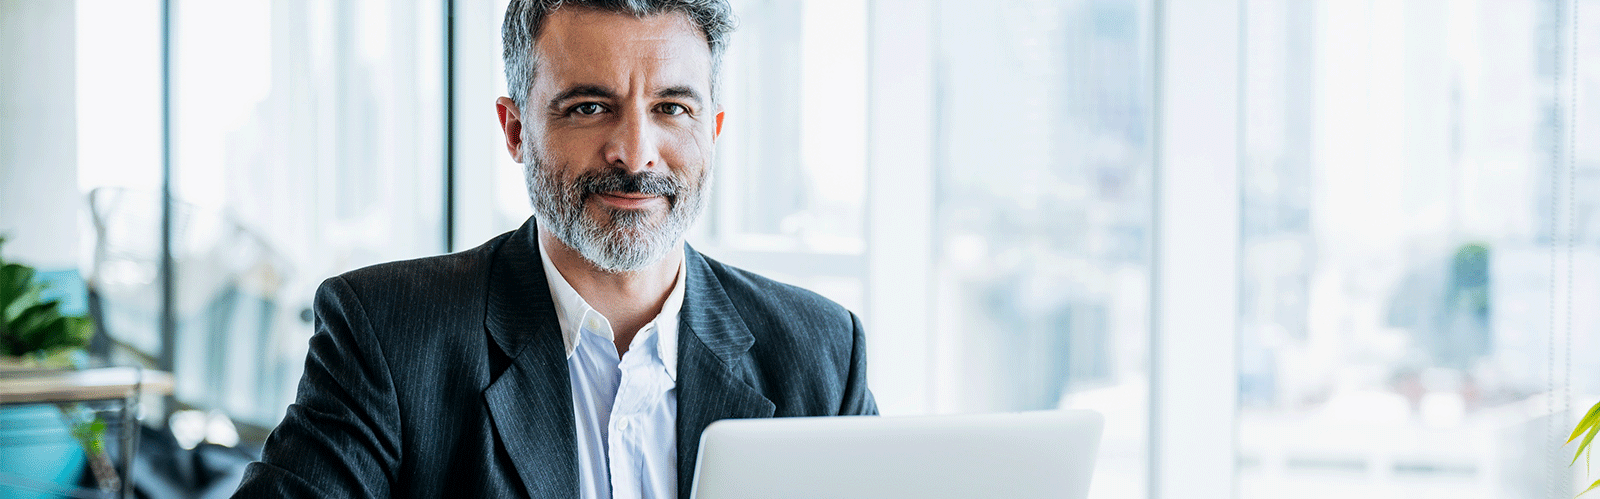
[[690, 410, 1104, 499]]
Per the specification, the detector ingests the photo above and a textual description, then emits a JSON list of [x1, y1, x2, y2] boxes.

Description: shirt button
[[618, 417, 630, 430]]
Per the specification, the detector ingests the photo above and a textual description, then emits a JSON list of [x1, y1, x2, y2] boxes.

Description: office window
[[76, 0, 163, 196], [159, 0, 444, 426], [931, 1, 1152, 497], [695, 0, 869, 311], [1238, 0, 1598, 497], [75, 0, 164, 362], [713, 0, 868, 253]]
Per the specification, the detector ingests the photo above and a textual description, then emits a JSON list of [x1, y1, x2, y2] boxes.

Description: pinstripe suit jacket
[[233, 218, 877, 499]]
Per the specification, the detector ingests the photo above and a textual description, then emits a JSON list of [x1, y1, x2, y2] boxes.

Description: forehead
[[532, 7, 712, 92]]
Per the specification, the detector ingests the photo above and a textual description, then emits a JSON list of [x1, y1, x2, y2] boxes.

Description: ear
[[496, 96, 525, 163], [713, 104, 725, 142]]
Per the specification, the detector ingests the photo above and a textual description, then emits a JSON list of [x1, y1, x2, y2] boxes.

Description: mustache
[[575, 167, 683, 199]]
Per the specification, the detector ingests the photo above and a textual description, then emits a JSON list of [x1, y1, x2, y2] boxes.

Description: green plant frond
[[64, 316, 93, 345], [11, 301, 63, 336], [33, 317, 74, 351], [1582, 478, 1600, 497], [1573, 402, 1600, 445], [36, 316, 90, 352], [70, 418, 107, 456], [4, 302, 71, 356], [1, 263, 42, 322], [0, 249, 95, 359], [1574, 423, 1600, 466], [0, 263, 29, 291]]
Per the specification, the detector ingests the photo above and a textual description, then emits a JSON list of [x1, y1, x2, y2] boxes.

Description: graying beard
[[522, 144, 708, 273]]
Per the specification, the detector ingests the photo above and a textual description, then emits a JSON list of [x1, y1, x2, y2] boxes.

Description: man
[[233, 1, 877, 498]]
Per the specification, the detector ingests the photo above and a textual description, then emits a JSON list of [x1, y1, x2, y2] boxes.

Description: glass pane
[[77, 0, 164, 195], [74, 0, 167, 375], [713, 0, 867, 253], [933, 0, 1152, 497], [1238, 0, 1599, 497], [691, 0, 869, 311], [167, 0, 445, 426]]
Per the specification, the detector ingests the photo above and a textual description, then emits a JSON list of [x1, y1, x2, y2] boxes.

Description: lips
[[593, 191, 667, 209], [599, 191, 655, 200]]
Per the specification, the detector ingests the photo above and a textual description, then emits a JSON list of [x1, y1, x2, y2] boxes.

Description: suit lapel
[[675, 246, 776, 499], [482, 219, 578, 499], [476, 228, 772, 499]]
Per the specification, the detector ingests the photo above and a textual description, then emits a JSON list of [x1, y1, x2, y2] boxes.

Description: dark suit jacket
[[233, 219, 877, 498]]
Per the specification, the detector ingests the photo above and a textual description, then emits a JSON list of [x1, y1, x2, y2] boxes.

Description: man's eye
[[657, 103, 688, 116], [572, 103, 606, 115]]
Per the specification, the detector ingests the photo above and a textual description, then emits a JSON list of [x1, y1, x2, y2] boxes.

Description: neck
[[538, 226, 681, 356]]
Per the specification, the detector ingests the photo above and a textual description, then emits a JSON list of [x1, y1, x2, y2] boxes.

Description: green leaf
[[1582, 478, 1600, 497], [1574, 423, 1600, 466], [71, 418, 106, 456], [10, 301, 62, 337], [0, 247, 93, 358], [63, 316, 93, 347], [0, 263, 41, 322], [1572, 401, 1600, 445], [36, 316, 90, 353], [5, 302, 67, 355], [33, 318, 73, 352]]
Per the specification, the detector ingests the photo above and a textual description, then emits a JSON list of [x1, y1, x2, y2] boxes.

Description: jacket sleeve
[[839, 312, 879, 416], [233, 276, 400, 498]]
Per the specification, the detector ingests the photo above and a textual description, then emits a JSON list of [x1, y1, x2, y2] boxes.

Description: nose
[[603, 107, 662, 173]]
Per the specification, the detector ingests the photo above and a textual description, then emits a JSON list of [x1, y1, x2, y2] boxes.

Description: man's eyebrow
[[654, 86, 704, 105], [547, 85, 618, 109]]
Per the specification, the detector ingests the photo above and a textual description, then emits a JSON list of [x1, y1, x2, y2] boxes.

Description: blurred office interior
[[0, 0, 1596, 497]]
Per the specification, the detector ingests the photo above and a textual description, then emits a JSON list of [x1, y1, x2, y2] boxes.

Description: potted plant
[[1, 236, 94, 368], [0, 235, 110, 493]]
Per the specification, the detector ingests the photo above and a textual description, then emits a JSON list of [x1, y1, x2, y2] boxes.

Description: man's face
[[502, 7, 722, 272]]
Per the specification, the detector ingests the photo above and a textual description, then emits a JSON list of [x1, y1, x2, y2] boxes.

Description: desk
[[0, 367, 173, 499]]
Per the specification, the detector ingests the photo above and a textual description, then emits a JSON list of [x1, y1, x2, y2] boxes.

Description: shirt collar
[[538, 238, 686, 381], [656, 253, 686, 381]]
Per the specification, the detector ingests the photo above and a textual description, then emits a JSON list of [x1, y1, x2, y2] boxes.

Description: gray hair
[[501, 0, 736, 109]]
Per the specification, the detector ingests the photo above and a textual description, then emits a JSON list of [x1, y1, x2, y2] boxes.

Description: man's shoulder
[[693, 251, 869, 414]]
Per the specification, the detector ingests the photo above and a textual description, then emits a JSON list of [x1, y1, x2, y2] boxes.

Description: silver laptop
[[689, 410, 1103, 499]]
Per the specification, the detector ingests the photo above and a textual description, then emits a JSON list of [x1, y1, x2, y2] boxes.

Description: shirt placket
[[609, 323, 657, 499]]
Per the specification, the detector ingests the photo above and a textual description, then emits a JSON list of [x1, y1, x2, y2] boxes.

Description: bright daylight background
[[0, 0, 1595, 497]]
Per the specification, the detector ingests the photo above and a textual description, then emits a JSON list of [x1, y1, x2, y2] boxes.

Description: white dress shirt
[[539, 240, 684, 499]]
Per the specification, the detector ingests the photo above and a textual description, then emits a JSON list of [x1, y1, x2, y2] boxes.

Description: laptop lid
[[689, 410, 1104, 499]]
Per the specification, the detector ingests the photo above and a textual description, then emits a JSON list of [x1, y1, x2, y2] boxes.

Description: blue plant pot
[[0, 404, 87, 499]]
